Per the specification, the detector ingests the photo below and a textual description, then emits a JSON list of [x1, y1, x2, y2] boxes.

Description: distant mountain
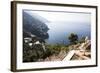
[[26, 11, 49, 23], [23, 11, 49, 39]]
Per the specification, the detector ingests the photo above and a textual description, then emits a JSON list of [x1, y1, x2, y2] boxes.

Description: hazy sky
[[24, 10, 91, 44], [25, 10, 91, 23]]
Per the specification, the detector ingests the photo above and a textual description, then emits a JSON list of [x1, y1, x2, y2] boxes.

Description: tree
[[79, 36, 86, 43], [68, 33, 78, 44]]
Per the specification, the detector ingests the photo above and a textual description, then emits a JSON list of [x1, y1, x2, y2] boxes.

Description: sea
[[46, 21, 91, 45]]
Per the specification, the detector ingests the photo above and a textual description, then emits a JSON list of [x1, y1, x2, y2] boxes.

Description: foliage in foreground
[[23, 32, 89, 62], [23, 43, 69, 62]]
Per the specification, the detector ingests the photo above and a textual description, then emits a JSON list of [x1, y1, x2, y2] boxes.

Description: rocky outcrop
[[23, 11, 50, 62], [23, 11, 49, 39]]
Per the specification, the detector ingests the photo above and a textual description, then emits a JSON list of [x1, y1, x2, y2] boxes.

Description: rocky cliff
[[23, 11, 49, 39]]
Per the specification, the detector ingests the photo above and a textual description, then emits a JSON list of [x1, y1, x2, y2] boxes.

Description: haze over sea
[[24, 10, 91, 45], [46, 21, 91, 44]]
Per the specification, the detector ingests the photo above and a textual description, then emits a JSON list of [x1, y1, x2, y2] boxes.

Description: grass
[[45, 44, 70, 56], [23, 35, 90, 62]]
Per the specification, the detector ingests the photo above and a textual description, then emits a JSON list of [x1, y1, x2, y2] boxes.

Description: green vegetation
[[78, 36, 86, 43], [23, 43, 48, 62], [23, 42, 69, 62], [23, 32, 89, 62], [45, 44, 69, 55], [68, 33, 78, 44]]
